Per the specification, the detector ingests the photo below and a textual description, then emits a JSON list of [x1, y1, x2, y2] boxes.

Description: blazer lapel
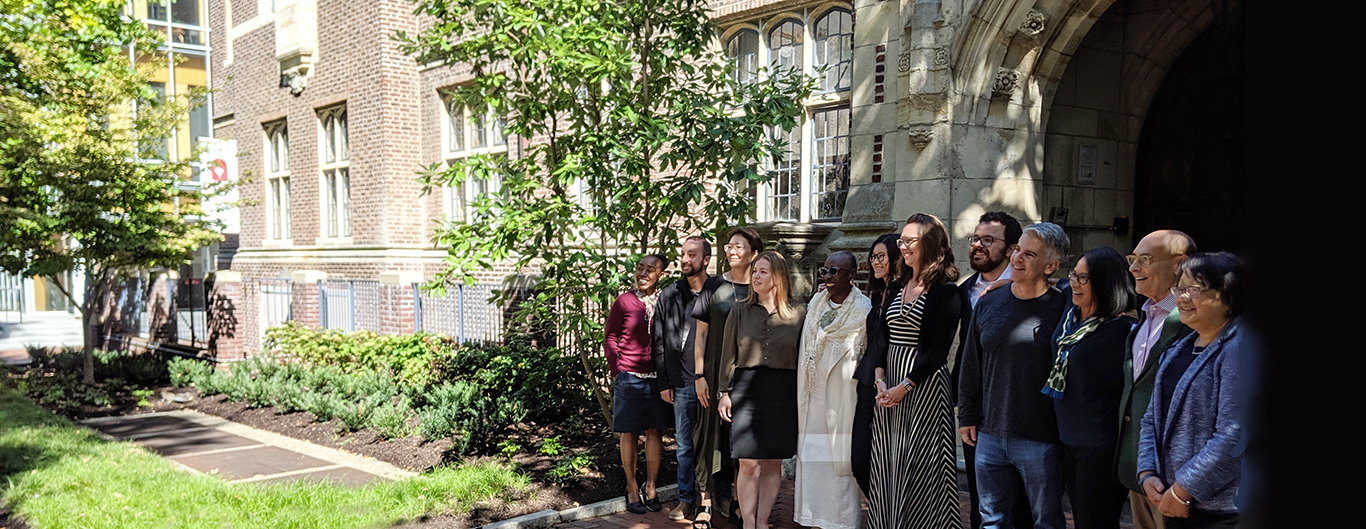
[[1135, 308, 1187, 381]]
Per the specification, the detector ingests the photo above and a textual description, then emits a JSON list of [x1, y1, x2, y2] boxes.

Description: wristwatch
[[900, 379, 913, 391]]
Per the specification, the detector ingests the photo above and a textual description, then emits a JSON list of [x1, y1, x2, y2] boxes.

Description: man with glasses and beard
[[956, 211, 1034, 529], [655, 236, 713, 521]]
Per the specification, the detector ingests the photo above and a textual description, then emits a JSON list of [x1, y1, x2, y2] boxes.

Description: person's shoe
[[691, 504, 712, 529], [725, 498, 741, 525], [642, 486, 662, 512], [626, 490, 648, 514], [669, 501, 694, 521]]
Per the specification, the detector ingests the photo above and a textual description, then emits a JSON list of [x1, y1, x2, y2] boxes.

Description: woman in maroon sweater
[[606, 254, 674, 514]]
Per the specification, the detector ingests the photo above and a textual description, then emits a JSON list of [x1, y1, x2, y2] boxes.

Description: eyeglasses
[[969, 235, 998, 247], [1067, 271, 1090, 286], [818, 266, 849, 276], [723, 243, 749, 252], [1126, 254, 1171, 267], [896, 237, 920, 248], [1170, 285, 1209, 299], [869, 252, 888, 263]]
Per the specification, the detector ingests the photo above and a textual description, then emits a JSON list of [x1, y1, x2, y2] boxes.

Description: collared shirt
[[718, 300, 806, 392], [969, 265, 1013, 309], [1132, 293, 1178, 380]]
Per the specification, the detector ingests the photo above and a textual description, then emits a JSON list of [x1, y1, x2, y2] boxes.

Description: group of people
[[602, 212, 1248, 529]]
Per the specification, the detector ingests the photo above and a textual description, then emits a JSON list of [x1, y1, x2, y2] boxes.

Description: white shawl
[[797, 287, 872, 476]]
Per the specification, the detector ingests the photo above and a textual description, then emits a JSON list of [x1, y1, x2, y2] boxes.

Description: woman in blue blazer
[[1137, 252, 1245, 529]]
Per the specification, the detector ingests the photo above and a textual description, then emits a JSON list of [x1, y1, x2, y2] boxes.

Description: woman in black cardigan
[[1044, 246, 1137, 529], [864, 213, 970, 529], [852, 233, 902, 498]]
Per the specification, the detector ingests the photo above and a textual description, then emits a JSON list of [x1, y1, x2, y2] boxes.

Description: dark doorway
[[1133, 15, 1245, 254]]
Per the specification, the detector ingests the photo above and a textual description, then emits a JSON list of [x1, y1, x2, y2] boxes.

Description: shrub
[[369, 396, 414, 440], [416, 381, 528, 456], [167, 357, 211, 387]]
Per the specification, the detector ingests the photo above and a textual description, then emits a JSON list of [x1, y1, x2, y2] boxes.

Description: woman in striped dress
[[867, 213, 968, 529]]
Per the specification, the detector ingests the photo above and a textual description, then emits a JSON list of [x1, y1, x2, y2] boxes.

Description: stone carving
[[898, 54, 912, 73], [992, 68, 1019, 96], [280, 65, 311, 96], [1020, 10, 1047, 38], [908, 128, 934, 149], [933, 48, 949, 68]]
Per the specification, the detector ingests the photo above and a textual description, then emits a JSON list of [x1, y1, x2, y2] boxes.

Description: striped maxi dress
[[866, 291, 959, 529]]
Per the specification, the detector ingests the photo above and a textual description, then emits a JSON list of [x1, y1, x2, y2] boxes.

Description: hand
[[878, 384, 907, 407], [718, 394, 733, 422], [1141, 475, 1165, 506], [982, 278, 1012, 295], [873, 381, 888, 403], [1158, 485, 1191, 518], [695, 377, 710, 408], [816, 283, 828, 293], [660, 388, 674, 404], [959, 426, 977, 446]]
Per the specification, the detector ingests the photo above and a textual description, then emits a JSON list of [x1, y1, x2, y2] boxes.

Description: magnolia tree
[[1, 0, 226, 383], [400, 0, 814, 422]]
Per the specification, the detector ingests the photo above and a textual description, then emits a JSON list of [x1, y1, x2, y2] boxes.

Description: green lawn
[[0, 388, 531, 529]]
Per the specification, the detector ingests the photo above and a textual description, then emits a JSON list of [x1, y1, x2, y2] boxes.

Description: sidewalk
[[78, 409, 414, 486]]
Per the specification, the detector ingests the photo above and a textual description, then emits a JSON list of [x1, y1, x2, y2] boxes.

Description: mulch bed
[[23, 386, 680, 527]]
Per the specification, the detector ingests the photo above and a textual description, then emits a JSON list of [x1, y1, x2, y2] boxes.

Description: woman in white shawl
[[795, 251, 872, 529]]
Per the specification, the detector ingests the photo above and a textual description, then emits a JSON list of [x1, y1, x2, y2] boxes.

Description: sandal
[[626, 489, 648, 514], [691, 504, 712, 529], [642, 486, 662, 512]]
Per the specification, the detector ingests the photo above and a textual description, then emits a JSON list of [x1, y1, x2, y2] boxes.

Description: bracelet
[[875, 377, 886, 385], [1166, 487, 1190, 506]]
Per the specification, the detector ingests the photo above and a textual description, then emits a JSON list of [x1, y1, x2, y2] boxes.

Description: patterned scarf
[[633, 289, 659, 327], [1041, 306, 1104, 399]]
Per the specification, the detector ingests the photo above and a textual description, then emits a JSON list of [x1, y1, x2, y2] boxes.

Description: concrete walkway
[[79, 409, 415, 486]]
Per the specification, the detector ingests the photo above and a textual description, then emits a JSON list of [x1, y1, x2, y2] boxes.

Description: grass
[[0, 388, 532, 529]]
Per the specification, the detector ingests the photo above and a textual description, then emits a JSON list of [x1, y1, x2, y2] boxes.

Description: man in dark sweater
[[653, 236, 712, 521], [958, 222, 1070, 529]]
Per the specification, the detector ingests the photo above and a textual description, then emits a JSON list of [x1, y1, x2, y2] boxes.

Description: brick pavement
[[553, 471, 1133, 529], [79, 409, 414, 486]]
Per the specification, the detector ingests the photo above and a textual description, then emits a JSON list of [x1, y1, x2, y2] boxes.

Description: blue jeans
[[672, 383, 699, 504], [975, 431, 1065, 529]]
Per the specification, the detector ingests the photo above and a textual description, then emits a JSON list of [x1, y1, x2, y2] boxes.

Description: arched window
[[814, 9, 853, 92], [768, 19, 803, 75], [727, 30, 759, 85]]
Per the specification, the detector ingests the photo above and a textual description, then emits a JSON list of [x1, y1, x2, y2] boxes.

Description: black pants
[[1164, 511, 1238, 529], [964, 441, 1035, 529], [852, 382, 876, 497], [1062, 444, 1128, 529]]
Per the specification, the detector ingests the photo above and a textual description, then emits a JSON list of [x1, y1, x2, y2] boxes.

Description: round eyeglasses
[[1067, 270, 1090, 286]]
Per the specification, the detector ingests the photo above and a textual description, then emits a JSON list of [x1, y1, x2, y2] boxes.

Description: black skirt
[[729, 366, 797, 459]]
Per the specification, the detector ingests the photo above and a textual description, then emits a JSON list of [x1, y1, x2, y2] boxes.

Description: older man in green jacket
[[1115, 230, 1195, 529]]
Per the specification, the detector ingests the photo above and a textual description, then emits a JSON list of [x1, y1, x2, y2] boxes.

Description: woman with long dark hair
[[866, 214, 968, 528], [852, 233, 902, 497], [1043, 246, 1137, 528]]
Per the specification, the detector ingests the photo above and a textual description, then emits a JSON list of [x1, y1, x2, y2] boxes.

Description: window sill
[[262, 238, 294, 247], [314, 236, 354, 245]]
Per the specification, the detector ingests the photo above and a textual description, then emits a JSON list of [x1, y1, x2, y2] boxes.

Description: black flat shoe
[[726, 498, 741, 525], [642, 486, 662, 512], [626, 496, 648, 514]]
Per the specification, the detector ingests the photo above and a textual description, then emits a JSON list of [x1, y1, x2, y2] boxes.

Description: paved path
[[552, 471, 1133, 529], [79, 409, 415, 486]]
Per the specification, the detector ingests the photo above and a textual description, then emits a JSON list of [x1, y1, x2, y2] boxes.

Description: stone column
[[378, 271, 421, 334], [290, 270, 327, 330], [206, 271, 247, 361]]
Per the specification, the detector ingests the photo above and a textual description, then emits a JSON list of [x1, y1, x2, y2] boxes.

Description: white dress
[[795, 288, 871, 529]]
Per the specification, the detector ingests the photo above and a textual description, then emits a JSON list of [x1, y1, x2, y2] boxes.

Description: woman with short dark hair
[[1042, 246, 1137, 529], [1138, 252, 1246, 529], [606, 254, 674, 514]]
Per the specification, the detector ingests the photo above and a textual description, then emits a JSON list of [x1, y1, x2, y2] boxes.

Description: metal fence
[[1, 273, 23, 324], [413, 283, 504, 344], [245, 278, 292, 347], [319, 279, 382, 332]]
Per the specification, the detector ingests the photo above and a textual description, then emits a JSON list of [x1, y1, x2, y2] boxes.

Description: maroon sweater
[[605, 291, 655, 376]]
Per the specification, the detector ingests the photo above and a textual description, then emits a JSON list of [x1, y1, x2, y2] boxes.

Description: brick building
[[206, 0, 1242, 357]]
